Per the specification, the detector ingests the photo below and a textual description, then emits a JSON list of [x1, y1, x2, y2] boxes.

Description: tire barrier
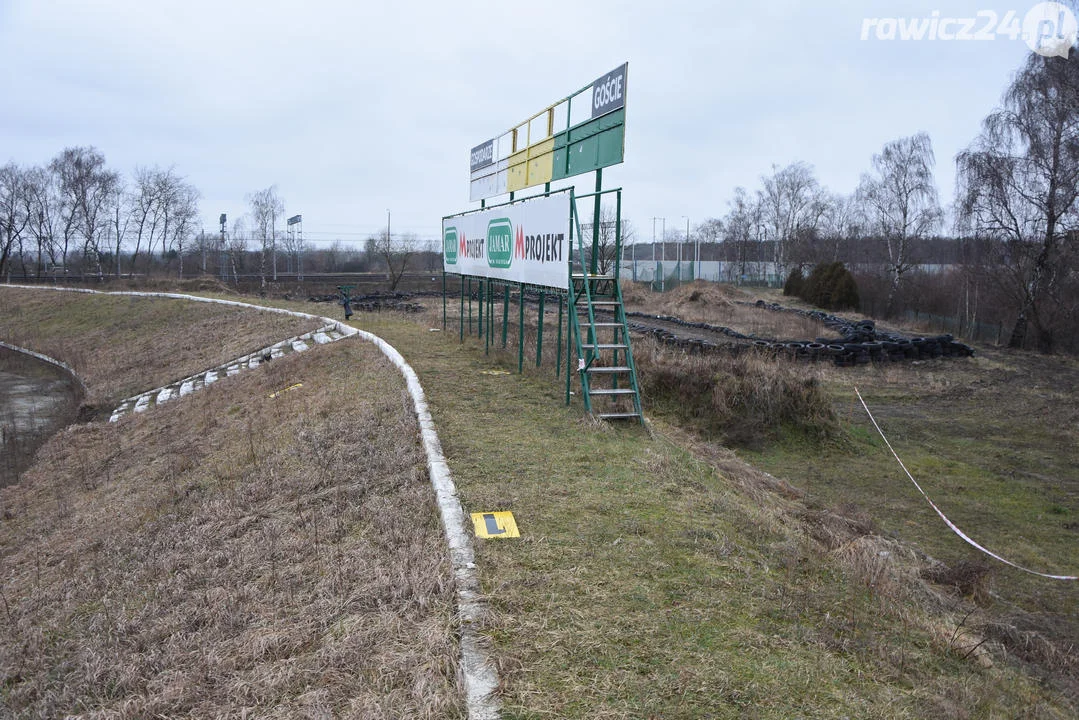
[[623, 300, 974, 366]]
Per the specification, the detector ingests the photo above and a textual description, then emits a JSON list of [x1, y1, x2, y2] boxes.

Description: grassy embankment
[[0, 288, 462, 718]]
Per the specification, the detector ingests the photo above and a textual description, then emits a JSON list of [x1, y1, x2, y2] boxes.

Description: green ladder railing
[[566, 188, 643, 423]]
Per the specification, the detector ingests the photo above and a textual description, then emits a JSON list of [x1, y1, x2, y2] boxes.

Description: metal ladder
[[567, 194, 643, 423]]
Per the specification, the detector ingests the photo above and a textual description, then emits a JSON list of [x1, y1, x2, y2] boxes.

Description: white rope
[[854, 386, 1076, 581]]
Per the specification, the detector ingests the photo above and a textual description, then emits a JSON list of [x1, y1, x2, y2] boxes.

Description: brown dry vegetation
[[615, 284, 1079, 705], [0, 288, 321, 409], [623, 281, 824, 340], [0, 339, 462, 718], [634, 339, 838, 447], [4, 280, 1074, 717], [349, 302, 1075, 718]]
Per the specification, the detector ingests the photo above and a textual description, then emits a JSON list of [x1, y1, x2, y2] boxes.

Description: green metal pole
[[478, 277, 484, 338], [484, 280, 490, 355], [468, 277, 472, 335], [442, 271, 446, 330], [518, 282, 525, 373], [502, 284, 509, 348], [565, 297, 572, 405], [615, 191, 622, 283], [536, 291, 545, 367], [556, 293, 563, 377], [591, 168, 602, 275], [459, 275, 465, 342]]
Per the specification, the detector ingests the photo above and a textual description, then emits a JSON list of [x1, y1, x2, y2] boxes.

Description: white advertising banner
[[442, 193, 571, 290]]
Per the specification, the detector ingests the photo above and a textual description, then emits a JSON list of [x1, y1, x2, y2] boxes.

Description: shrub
[[799, 262, 860, 311], [783, 267, 804, 297]]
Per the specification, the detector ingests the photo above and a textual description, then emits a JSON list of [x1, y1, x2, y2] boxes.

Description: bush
[[783, 267, 804, 297], [830, 267, 861, 310], [799, 262, 859, 311]]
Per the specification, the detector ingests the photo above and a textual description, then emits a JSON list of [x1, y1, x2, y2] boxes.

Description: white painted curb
[[0, 285, 501, 719]]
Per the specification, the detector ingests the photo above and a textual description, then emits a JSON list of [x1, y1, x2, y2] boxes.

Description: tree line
[[0, 155, 438, 291], [0, 147, 199, 281], [3, 49, 1075, 352], [680, 50, 1077, 353]]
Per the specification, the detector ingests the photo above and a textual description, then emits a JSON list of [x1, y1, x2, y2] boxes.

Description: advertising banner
[[443, 193, 570, 290], [468, 63, 628, 201]]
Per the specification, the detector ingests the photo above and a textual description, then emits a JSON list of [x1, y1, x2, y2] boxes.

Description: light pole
[[658, 218, 666, 292], [651, 217, 657, 263], [681, 216, 689, 283]]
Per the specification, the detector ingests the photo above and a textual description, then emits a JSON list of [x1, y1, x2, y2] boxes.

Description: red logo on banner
[[460, 233, 467, 256], [514, 225, 525, 258]]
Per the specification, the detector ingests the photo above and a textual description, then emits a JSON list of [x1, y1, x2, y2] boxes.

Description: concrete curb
[[0, 285, 501, 719]]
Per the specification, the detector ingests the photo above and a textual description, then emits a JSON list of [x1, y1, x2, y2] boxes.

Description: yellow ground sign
[[471, 511, 519, 539], [268, 383, 303, 398]]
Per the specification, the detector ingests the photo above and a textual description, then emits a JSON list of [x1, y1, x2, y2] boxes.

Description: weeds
[[0, 341, 463, 718], [635, 339, 838, 446]]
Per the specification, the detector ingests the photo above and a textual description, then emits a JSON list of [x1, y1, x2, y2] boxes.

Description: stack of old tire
[[747, 301, 975, 366]]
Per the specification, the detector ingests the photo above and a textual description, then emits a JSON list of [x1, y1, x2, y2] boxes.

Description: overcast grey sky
[[0, 0, 1048, 246]]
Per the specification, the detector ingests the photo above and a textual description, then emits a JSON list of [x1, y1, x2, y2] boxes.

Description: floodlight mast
[[219, 213, 228, 282], [286, 214, 303, 280], [682, 216, 690, 282]]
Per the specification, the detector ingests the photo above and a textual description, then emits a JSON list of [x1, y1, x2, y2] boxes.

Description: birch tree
[[956, 50, 1079, 351], [857, 132, 942, 313]]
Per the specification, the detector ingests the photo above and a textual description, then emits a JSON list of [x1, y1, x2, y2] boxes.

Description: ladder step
[[586, 365, 632, 373], [579, 300, 621, 306], [582, 343, 627, 350], [597, 412, 642, 420], [588, 322, 623, 328], [589, 388, 638, 396]]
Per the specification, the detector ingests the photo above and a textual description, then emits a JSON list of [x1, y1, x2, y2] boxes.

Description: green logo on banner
[[487, 218, 513, 269], [444, 227, 458, 264]]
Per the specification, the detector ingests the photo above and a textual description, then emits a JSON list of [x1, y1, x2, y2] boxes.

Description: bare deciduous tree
[[857, 132, 943, 313], [109, 178, 129, 277], [247, 185, 284, 290], [0, 163, 29, 278], [721, 187, 766, 281], [760, 162, 828, 280], [369, 229, 417, 290], [48, 146, 120, 279], [581, 206, 635, 276], [818, 192, 862, 264], [22, 166, 58, 278], [956, 51, 1079, 351], [125, 166, 198, 276]]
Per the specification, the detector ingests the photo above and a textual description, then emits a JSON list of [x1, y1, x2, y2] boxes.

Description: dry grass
[[634, 337, 838, 447], [344, 307, 1076, 719], [0, 288, 321, 409], [624, 281, 823, 340], [0, 339, 463, 718]]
